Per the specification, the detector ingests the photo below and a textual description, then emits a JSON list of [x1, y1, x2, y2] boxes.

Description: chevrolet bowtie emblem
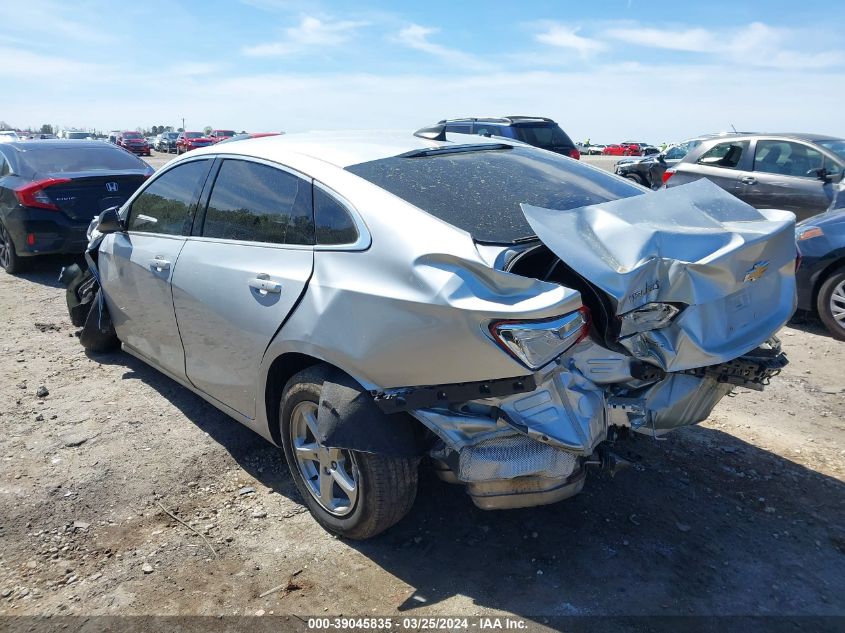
[[743, 260, 769, 283]]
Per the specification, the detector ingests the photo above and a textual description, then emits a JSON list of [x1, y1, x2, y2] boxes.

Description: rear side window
[[315, 186, 358, 245], [346, 146, 642, 243], [202, 159, 314, 245], [127, 160, 210, 234], [754, 140, 823, 178], [696, 141, 748, 169], [511, 124, 573, 150], [446, 124, 473, 134]]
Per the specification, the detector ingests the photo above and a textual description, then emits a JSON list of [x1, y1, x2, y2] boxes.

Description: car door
[[740, 139, 834, 220], [677, 139, 751, 197], [170, 157, 315, 419], [98, 158, 213, 380]]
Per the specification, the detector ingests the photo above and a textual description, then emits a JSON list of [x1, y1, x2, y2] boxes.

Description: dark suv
[[439, 116, 580, 159]]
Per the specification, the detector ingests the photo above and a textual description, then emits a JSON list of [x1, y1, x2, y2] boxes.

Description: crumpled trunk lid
[[521, 178, 797, 372]]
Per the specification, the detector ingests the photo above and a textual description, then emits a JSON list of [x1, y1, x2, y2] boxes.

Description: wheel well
[[812, 258, 845, 310], [264, 352, 323, 445]]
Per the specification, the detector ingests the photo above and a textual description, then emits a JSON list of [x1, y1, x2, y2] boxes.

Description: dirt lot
[[0, 154, 843, 624]]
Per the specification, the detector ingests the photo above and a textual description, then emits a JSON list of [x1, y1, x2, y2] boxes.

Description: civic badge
[[105, 182, 118, 192], [743, 260, 769, 283]]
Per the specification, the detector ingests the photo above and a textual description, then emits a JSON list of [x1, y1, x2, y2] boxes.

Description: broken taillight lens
[[489, 307, 590, 370]]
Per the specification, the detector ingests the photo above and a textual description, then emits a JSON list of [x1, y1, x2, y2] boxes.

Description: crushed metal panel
[[521, 178, 798, 371]]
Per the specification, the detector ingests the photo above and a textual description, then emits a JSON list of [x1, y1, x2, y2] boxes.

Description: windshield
[[67, 132, 89, 139], [215, 130, 235, 137], [816, 139, 845, 162], [165, 132, 179, 139], [346, 145, 642, 243], [185, 132, 203, 139], [511, 124, 574, 149], [123, 132, 143, 139], [19, 146, 150, 175]]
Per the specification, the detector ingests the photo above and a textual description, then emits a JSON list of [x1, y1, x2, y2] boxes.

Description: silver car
[[69, 130, 796, 539]]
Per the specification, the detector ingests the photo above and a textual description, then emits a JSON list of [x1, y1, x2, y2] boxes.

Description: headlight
[[619, 303, 680, 337], [797, 226, 824, 241], [489, 308, 590, 370]]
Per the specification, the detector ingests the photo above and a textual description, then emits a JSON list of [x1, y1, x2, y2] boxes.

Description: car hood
[[521, 178, 797, 372]]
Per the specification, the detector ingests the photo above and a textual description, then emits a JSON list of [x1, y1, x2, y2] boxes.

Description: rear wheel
[[279, 365, 419, 539], [817, 268, 845, 341], [0, 222, 26, 274], [623, 173, 646, 187]]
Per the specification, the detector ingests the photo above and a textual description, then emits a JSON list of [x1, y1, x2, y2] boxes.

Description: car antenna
[[730, 123, 738, 133], [413, 123, 448, 142]]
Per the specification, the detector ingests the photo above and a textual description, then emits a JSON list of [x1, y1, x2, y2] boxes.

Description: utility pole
[[181, 117, 185, 131]]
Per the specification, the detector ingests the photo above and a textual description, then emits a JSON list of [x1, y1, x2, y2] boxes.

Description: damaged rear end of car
[[335, 147, 796, 512]]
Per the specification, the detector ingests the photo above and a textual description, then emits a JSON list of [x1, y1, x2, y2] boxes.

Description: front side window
[[315, 186, 358, 245], [754, 140, 823, 178], [127, 160, 210, 234], [202, 159, 313, 245], [696, 141, 748, 169]]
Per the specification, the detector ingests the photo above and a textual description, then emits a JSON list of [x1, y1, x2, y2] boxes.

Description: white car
[[0, 131, 20, 143]]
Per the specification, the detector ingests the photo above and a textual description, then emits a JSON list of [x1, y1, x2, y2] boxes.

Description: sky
[[3, 0, 844, 143]]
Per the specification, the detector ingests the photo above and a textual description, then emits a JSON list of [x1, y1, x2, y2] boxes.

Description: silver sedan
[[66, 129, 796, 539]]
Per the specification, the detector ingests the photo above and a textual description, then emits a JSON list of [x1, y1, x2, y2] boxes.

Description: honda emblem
[[105, 182, 118, 192]]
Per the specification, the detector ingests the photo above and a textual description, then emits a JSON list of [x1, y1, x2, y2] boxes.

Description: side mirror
[[97, 206, 124, 234]]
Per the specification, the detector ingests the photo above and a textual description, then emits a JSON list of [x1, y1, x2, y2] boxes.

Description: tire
[[623, 173, 646, 187], [279, 365, 419, 540], [816, 268, 845, 341], [0, 221, 26, 274], [78, 289, 120, 352]]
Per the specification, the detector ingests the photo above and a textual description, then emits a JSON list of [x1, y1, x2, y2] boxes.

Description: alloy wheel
[[289, 401, 359, 516], [0, 223, 10, 270], [830, 279, 845, 328]]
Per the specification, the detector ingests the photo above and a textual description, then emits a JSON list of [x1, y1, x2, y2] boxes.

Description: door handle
[[149, 257, 171, 272], [740, 176, 757, 185], [248, 274, 282, 294]]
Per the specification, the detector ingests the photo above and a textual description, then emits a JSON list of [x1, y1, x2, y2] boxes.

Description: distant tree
[[40, 124, 54, 134], [151, 125, 158, 135], [0, 121, 10, 130], [177, 127, 184, 132], [203, 126, 212, 135]]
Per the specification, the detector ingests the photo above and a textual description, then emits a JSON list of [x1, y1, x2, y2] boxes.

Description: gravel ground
[[0, 149, 843, 623]]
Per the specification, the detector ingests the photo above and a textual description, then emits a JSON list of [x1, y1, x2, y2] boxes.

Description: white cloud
[[0, 46, 109, 78], [394, 24, 489, 69], [243, 15, 368, 57], [168, 62, 222, 76], [603, 26, 713, 52], [534, 22, 606, 57], [603, 21, 845, 70]]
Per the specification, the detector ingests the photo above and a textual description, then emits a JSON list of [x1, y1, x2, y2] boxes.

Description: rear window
[[19, 146, 149, 175], [123, 132, 142, 139], [511, 124, 573, 150], [215, 130, 235, 137], [346, 146, 642, 243]]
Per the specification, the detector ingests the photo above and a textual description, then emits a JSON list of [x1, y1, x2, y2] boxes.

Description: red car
[[117, 131, 151, 156], [176, 131, 214, 154], [208, 129, 236, 143], [601, 143, 640, 157]]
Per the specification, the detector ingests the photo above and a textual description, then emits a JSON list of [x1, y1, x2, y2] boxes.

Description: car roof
[[439, 116, 556, 126], [701, 132, 843, 143], [188, 130, 515, 168]]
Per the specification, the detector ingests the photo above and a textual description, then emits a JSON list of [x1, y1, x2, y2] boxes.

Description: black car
[[615, 135, 739, 189], [437, 116, 581, 159], [156, 131, 180, 153], [0, 140, 153, 273], [664, 133, 845, 221], [796, 208, 845, 340]]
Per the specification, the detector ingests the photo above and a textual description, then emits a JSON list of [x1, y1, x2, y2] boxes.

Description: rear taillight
[[489, 307, 590, 370], [569, 148, 581, 160], [662, 169, 676, 185], [795, 249, 802, 272], [14, 178, 72, 211]]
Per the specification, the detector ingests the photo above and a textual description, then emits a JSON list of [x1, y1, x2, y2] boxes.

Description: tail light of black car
[[14, 178, 72, 211], [662, 168, 676, 185], [489, 307, 590, 370], [569, 148, 581, 160]]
